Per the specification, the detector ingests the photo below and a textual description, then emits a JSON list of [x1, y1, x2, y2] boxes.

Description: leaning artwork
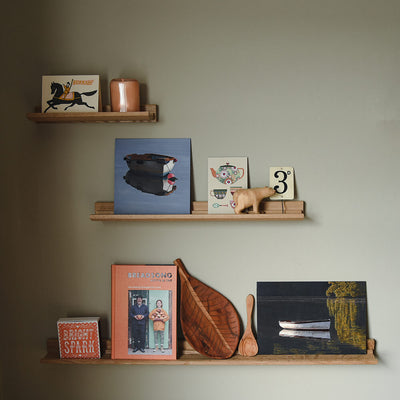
[[41, 75, 100, 113], [257, 281, 368, 355], [114, 138, 191, 214]]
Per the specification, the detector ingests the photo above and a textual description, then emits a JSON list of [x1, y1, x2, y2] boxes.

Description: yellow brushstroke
[[326, 282, 366, 351]]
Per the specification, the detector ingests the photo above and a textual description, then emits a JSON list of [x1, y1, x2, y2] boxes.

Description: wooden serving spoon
[[238, 294, 258, 357]]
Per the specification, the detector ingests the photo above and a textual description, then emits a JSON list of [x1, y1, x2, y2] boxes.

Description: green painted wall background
[[1, 0, 399, 399]]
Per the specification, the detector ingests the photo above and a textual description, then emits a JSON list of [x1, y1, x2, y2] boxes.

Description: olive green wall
[[1, 0, 399, 399]]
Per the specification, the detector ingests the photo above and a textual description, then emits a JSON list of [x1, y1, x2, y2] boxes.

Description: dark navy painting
[[257, 281, 367, 355], [114, 139, 191, 214]]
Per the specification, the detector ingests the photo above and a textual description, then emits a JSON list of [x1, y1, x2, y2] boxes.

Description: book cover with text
[[112, 264, 177, 360]]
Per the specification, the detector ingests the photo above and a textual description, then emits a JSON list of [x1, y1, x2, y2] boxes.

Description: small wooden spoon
[[238, 294, 258, 357]]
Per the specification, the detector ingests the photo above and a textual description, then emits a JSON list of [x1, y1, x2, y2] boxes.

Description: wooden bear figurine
[[233, 187, 275, 214]]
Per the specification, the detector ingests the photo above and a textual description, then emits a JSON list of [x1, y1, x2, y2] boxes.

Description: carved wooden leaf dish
[[174, 258, 240, 359]]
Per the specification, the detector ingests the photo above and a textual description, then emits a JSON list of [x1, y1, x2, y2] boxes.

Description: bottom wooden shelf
[[41, 338, 378, 365]]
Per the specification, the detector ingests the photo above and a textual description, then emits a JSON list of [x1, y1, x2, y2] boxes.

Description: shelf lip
[[90, 214, 305, 221], [90, 201, 305, 221], [40, 353, 378, 366], [41, 338, 377, 366], [26, 105, 158, 123]]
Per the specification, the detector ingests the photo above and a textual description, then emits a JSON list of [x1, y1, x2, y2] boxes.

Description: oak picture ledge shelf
[[26, 104, 158, 123], [41, 338, 377, 366], [90, 200, 305, 221]]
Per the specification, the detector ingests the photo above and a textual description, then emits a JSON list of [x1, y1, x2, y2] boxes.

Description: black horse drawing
[[43, 82, 97, 113]]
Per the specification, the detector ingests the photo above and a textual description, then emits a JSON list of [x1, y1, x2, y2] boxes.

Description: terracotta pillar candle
[[110, 79, 140, 112]]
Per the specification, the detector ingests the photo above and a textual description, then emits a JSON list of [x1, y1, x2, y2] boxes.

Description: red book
[[57, 317, 101, 359], [112, 264, 177, 360]]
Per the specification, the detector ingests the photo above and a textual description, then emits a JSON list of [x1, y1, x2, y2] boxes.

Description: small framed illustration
[[112, 264, 177, 360], [114, 138, 191, 215], [257, 281, 367, 355], [42, 75, 100, 113], [269, 166, 294, 200], [208, 157, 248, 214]]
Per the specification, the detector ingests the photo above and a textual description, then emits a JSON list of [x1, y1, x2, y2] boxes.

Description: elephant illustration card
[[41, 75, 100, 113], [208, 157, 248, 214]]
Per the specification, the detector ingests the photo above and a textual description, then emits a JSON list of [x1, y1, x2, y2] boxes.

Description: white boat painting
[[278, 319, 331, 331], [257, 281, 367, 355], [279, 329, 331, 340]]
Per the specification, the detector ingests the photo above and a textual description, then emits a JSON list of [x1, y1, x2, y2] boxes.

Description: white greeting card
[[208, 157, 248, 214]]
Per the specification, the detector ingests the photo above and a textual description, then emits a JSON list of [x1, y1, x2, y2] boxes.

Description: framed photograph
[[41, 75, 100, 113], [114, 138, 191, 214], [257, 281, 367, 355], [208, 157, 248, 214], [111, 264, 177, 360]]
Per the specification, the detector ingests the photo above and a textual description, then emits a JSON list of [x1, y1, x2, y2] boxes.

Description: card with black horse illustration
[[42, 75, 100, 113]]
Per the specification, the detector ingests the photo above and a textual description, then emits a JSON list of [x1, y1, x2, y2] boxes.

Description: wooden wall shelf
[[26, 104, 158, 123], [90, 201, 305, 221], [41, 338, 377, 366]]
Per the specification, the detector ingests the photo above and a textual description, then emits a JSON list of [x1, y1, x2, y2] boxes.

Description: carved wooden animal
[[233, 186, 275, 214]]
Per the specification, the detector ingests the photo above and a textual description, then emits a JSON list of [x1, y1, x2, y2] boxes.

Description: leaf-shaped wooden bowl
[[174, 258, 240, 359]]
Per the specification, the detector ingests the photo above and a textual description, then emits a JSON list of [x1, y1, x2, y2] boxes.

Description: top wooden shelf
[[26, 104, 158, 123], [90, 200, 305, 221]]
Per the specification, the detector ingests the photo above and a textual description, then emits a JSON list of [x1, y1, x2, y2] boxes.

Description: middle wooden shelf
[[90, 200, 305, 221]]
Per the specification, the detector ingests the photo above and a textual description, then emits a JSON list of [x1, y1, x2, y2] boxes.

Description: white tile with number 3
[[269, 167, 294, 200]]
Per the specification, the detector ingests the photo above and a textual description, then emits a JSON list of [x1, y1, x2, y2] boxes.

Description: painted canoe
[[278, 319, 331, 331], [279, 329, 331, 340]]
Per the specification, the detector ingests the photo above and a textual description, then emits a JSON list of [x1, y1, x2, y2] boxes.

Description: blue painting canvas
[[114, 139, 191, 214]]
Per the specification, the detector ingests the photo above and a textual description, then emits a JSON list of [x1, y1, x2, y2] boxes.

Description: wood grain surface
[[174, 258, 240, 359]]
